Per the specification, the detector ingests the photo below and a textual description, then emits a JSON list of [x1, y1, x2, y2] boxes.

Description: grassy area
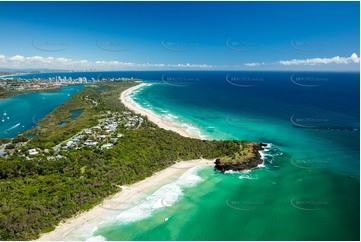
[[216, 141, 257, 164]]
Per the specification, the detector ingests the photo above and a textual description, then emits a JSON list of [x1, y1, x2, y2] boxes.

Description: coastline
[[36, 159, 213, 241], [36, 83, 214, 241], [120, 83, 202, 139], [36, 83, 265, 241]]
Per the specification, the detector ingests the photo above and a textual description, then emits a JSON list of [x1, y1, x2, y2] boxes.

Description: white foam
[[127, 84, 208, 140], [86, 235, 107, 242], [239, 174, 258, 180], [160, 112, 207, 140], [181, 122, 208, 140], [116, 166, 203, 224], [259, 151, 265, 160], [224, 170, 238, 174], [163, 113, 179, 120]]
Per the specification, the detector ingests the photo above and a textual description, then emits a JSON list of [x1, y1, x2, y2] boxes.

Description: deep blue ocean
[[6, 71, 360, 240]]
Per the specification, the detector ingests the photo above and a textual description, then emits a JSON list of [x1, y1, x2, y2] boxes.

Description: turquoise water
[[94, 165, 358, 241], [13, 71, 359, 240], [0, 85, 85, 138], [89, 71, 359, 241]]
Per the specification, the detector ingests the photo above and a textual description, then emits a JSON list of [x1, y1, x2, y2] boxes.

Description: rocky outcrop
[[214, 143, 267, 172]]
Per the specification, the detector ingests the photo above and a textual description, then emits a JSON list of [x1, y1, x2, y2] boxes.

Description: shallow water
[[17, 71, 359, 241], [91, 71, 359, 241]]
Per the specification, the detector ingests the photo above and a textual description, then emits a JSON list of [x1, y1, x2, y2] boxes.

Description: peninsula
[[0, 80, 263, 240]]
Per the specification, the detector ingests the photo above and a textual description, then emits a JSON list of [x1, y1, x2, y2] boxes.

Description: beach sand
[[120, 83, 201, 139], [36, 84, 214, 241]]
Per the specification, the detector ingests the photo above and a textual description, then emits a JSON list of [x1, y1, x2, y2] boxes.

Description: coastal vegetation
[[0, 78, 60, 99], [214, 142, 265, 172], [0, 81, 259, 240]]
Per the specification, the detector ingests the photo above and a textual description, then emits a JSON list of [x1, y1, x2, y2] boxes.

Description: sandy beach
[[37, 159, 213, 241], [120, 83, 201, 139], [37, 84, 213, 241]]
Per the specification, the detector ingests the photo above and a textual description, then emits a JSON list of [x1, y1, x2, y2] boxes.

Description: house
[[98, 135, 107, 139], [84, 129, 93, 134], [28, 149, 39, 155], [66, 141, 74, 147], [101, 143, 113, 149], [71, 137, 81, 142], [110, 138, 118, 143], [84, 140, 98, 146], [125, 123, 132, 128]]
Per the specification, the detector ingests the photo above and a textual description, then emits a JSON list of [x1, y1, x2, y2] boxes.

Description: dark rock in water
[[214, 142, 266, 172]]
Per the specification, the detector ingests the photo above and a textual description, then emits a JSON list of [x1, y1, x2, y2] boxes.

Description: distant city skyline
[[0, 1, 359, 71]]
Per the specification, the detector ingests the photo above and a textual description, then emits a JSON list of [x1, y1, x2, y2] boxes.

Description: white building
[[101, 143, 113, 149], [84, 140, 98, 146], [28, 149, 39, 155]]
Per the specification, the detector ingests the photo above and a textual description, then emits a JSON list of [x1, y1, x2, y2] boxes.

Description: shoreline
[[36, 83, 214, 241], [36, 159, 213, 241], [120, 83, 202, 139], [36, 83, 264, 241]]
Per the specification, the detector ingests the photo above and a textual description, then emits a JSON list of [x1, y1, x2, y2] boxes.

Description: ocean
[[9, 71, 360, 240]]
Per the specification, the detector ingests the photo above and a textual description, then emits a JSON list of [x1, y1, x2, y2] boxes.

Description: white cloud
[[9, 55, 26, 62], [245, 63, 260, 67], [0, 54, 214, 70], [279, 53, 360, 66]]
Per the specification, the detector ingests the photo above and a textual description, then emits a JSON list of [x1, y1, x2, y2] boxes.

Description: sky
[[0, 1, 359, 71]]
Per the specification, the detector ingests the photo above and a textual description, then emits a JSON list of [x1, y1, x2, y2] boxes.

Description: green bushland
[[0, 81, 254, 240]]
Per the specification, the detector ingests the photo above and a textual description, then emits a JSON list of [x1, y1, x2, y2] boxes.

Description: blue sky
[[0, 1, 359, 71]]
